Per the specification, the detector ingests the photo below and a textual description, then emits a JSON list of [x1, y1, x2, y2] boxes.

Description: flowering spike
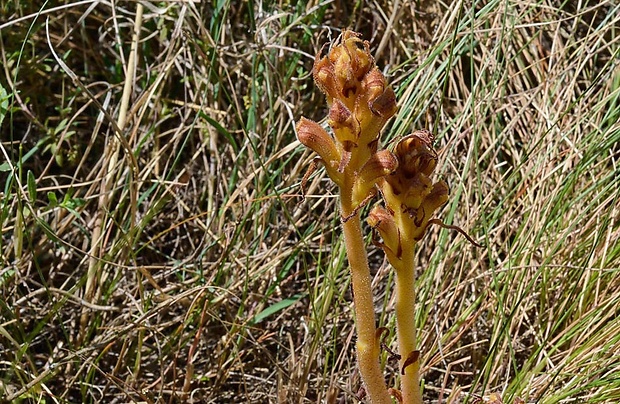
[[296, 30, 400, 404]]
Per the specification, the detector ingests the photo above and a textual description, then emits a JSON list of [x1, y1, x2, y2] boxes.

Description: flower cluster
[[368, 130, 450, 264], [296, 30, 398, 213]]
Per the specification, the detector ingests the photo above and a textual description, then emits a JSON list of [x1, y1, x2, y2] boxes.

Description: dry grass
[[0, 0, 619, 403]]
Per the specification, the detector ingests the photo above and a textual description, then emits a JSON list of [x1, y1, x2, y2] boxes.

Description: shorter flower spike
[[370, 130, 451, 404], [371, 129, 454, 258], [381, 130, 440, 213]]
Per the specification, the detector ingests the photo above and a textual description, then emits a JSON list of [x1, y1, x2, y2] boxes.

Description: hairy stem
[[393, 246, 422, 404], [341, 191, 392, 404]]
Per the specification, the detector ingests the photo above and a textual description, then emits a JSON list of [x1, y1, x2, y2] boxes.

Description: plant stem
[[341, 192, 392, 404], [394, 246, 422, 404]]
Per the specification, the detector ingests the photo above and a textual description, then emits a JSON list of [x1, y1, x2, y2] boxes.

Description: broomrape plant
[[296, 30, 478, 404]]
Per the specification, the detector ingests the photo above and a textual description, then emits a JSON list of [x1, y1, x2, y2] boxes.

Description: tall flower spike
[[296, 30, 398, 404]]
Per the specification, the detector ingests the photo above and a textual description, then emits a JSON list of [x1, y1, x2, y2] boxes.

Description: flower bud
[[370, 87, 397, 118], [368, 205, 401, 260], [313, 56, 339, 101], [328, 100, 360, 148], [422, 180, 449, 215], [362, 68, 398, 119], [342, 30, 373, 80], [353, 149, 398, 204], [362, 68, 387, 104], [394, 131, 437, 178], [296, 117, 342, 182]]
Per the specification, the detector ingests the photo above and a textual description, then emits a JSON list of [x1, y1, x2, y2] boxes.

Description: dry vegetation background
[[1, 0, 619, 403]]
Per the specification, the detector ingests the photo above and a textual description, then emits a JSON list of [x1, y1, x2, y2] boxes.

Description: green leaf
[[199, 111, 239, 153], [0, 82, 9, 128], [47, 191, 58, 206], [61, 196, 86, 218], [62, 197, 85, 210], [36, 218, 60, 244], [27, 170, 36, 204], [54, 117, 69, 135], [250, 294, 304, 325], [21, 144, 39, 164], [0, 268, 14, 287]]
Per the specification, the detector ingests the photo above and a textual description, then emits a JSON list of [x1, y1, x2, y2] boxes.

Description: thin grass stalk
[[80, 2, 144, 342]]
